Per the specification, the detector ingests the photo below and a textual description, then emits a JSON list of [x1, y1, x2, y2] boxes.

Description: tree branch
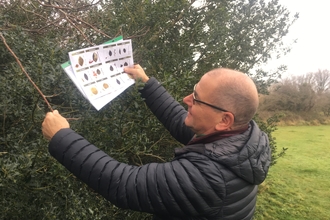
[[59, 9, 93, 45], [0, 33, 53, 112], [68, 14, 112, 39]]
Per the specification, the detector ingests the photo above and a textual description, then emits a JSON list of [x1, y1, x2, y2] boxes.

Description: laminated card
[[61, 37, 135, 110]]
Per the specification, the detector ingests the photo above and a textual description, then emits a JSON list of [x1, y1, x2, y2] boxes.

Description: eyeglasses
[[192, 84, 231, 113]]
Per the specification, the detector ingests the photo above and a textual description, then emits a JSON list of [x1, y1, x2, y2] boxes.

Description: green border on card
[[61, 35, 124, 67], [61, 61, 71, 68], [102, 35, 123, 44]]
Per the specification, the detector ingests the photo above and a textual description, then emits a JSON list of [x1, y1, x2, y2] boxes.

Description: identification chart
[[61, 37, 135, 110]]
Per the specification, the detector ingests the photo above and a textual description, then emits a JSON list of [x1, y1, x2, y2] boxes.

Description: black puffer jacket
[[49, 77, 271, 219]]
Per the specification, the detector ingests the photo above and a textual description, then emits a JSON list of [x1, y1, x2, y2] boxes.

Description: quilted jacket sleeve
[[139, 77, 194, 145], [49, 128, 224, 218]]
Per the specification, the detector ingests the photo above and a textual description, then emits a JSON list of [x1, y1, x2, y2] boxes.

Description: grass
[[254, 125, 330, 220]]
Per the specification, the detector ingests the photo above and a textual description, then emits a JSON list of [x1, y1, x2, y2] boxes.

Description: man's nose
[[183, 93, 193, 106]]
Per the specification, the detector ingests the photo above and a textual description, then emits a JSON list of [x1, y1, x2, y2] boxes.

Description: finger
[[45, 111, 53, 118], [134, 64, 144, 70], [124, 67, 138, 74], [53, 110, 59, 114]]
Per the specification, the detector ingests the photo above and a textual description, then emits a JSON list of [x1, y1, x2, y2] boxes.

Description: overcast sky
[[261, 0, 330, 77]]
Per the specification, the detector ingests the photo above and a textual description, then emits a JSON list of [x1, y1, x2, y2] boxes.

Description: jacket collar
[[174, 125, 249, 157], [187, 125, 249, 145]]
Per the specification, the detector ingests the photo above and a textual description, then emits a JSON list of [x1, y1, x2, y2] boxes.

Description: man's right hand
[[124, 64, 149, 83], [42, 110, 70, 141]]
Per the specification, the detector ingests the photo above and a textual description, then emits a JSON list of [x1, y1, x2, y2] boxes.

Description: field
[[254, 125, 330, 220]]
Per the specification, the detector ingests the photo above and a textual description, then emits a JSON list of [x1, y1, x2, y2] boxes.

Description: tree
[[1, 0, 296, 219], [260, 70, 330, 113], [313, 69, 330, 94], [260, 76, 317, 112], [317, 92, 330, 116]]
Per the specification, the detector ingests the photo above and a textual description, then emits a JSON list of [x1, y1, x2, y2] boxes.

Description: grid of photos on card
[[69, 40, 134, 100]]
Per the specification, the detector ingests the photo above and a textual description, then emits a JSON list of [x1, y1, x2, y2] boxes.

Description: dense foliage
[[1, 0, 296, 219]]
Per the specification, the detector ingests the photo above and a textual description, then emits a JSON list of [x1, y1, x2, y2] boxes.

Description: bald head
[[206, 68, 259, 128]]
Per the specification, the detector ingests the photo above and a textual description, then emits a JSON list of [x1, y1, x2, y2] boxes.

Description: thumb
[[53, 110, 59, 114]]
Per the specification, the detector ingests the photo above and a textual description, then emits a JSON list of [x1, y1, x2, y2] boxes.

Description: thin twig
[[66, 118, 81, 121], [140, 153, 166, 162], [37, 0, 102, 12], [20, 1, 47, 21], [60, 9, 93, 45], [0, 152, 8, 156], [0, 33, 53, 112], [44, 92, 63, 98], [127, 27, 150, 39], [68, 15, 112, 39]]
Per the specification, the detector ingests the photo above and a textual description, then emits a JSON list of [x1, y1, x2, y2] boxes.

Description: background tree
[[313, 70, 330, 117], [1, 0, 296, 219], [259, 69, 330, 125], [319, 92, 330, 116], [313, 69, 330, 94], [260, 76, 317, 112]]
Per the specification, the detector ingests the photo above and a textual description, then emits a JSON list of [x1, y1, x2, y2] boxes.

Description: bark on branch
[[0, 33, 53, 112]]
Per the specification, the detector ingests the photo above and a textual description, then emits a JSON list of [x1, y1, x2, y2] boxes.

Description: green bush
[[1, 0, 296, 218]]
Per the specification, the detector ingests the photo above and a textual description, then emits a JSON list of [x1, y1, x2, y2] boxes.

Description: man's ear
[[215, 112, 235, 131]]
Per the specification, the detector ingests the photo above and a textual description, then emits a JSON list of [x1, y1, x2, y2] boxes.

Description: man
[[42, 65, 271, 220]]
